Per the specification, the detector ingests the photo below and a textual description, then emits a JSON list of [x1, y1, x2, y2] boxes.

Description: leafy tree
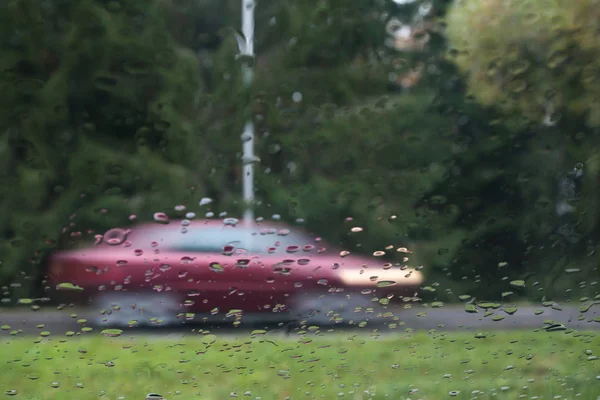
[[442, 0, 600, 300], [445, 0, 600, 128], [0, 0, 213, 300]]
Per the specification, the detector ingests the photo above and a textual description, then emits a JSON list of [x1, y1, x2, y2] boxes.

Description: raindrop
[[199, 198, 213, 206], [56, 283, 84, 292], [210, 263, 225, 273], [510, 280, 526, 288], [504, 307, 518, 315], [544, 323, 567, 332], [153, 212, 169, 224], [223, 218, 239, 226], [286, 245, 300, 253], [103, 228, 130, 245], [101, 329, 123, 337], [186, 212, 196, 219]]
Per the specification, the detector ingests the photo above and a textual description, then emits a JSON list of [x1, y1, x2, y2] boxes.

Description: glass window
[[2, 1, 599, 399]]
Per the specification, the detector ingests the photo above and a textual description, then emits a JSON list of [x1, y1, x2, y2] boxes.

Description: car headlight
[[337, 267, 423, 287]]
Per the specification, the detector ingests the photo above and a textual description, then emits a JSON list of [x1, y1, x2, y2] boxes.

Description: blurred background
[[0, 0, 599, 307]]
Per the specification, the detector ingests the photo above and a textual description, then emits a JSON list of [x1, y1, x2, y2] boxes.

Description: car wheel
[[288, 292, 384, 327], [89, 292, 182, 328]]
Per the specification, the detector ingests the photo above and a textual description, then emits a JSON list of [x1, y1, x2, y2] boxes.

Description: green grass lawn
[[1, 329, 599, 400]]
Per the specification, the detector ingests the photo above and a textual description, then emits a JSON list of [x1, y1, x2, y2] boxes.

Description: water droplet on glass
[[103, 228, 130, 245], [101, 329, 123, 337], [210, 263, 224, 273], [350, 227, 363, 233], [199, 198, 213, 206], [153, 212, 169, 224], [510, 280, 526, 288], [56, 283, 84, 292], [223, 218, 239, 226]]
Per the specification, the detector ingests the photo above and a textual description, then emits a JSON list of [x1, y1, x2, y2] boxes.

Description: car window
[[147, 227, 318, 254]]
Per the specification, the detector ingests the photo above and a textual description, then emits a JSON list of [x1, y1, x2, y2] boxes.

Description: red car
[[46, 218, 423, 327]]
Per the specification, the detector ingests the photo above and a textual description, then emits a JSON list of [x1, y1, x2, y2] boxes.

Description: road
[[1, 303, 598, 338]]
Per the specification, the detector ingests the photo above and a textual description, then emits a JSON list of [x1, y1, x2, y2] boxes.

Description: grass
[[1, 329, 599, 400]]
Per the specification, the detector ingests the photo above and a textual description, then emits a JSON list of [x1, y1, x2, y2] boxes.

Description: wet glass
[[1, 0, 599, 399]]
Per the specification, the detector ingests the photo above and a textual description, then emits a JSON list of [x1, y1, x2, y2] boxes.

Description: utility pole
[[240, 0, 255, 225]]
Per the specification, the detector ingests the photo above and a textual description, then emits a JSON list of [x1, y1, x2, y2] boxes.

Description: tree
[[442, 0, 600, 300], [445, 0, 600, 128], [0, 0, 214, 300]]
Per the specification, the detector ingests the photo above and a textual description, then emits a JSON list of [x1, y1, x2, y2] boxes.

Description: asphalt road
[[1, 303, 598, 338]]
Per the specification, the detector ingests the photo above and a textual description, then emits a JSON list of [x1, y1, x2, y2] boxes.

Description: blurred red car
[[46, 218, 423, 327]]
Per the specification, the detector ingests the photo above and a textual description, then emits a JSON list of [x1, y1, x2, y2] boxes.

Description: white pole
[[241, 0, 255, 225]]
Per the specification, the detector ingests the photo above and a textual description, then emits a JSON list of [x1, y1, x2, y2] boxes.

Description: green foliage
[[445, 0, 600, 127], [0, 0, 211, 297]]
